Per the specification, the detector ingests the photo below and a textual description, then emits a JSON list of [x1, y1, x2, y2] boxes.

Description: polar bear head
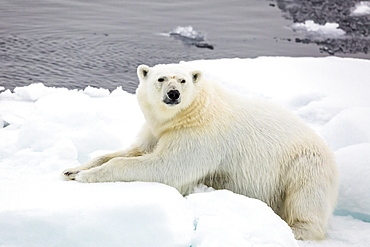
[[136, 64, 202, 121]]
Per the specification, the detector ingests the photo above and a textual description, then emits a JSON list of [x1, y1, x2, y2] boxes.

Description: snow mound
[[335, 143, 370, 219], [188, 190, 298, 247], [13, 82, 68, 101], [322, 107, 370, 151], [82, 86, 110, 97]]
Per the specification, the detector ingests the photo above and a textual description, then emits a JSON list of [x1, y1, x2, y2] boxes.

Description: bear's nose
[[167, 90, 180, 100]]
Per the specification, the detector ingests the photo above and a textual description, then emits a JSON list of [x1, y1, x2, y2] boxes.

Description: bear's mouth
[[163, 97, 181, 106]]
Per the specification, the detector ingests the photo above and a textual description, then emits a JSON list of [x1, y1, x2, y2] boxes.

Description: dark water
[[1, 0, 369, 93]]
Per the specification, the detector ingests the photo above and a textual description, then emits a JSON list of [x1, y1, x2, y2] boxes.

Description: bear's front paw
[[75, 170, 100, 183], [63, 168, 80, 180]]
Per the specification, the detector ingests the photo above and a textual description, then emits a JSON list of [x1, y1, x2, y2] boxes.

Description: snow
[[1, 57, 370, 246], [291, 20, 346, 38], [188, 190, 297, 247], [351, 2, 370, 16], [335, 143, 370, 218]]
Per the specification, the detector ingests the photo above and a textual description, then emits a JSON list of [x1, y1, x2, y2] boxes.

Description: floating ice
[[170, 26, 205, 41], [169, 26, 214, 49], [351, 2, 370, 16], [291, 20, 346, 38]]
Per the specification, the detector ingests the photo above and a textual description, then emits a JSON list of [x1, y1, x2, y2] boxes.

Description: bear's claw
[[64, 171, 78, 176], [63, 169, 80, 180]]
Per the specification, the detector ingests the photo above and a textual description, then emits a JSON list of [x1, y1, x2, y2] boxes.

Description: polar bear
[[63, 64, 338, 240]]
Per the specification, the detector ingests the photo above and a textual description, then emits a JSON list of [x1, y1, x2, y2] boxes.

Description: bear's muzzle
[[164, 89, 181, 105]]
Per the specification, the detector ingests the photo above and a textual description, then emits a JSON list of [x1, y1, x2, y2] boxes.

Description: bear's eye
[[158, 78, 165, 82], [180, 79, 186, 84]]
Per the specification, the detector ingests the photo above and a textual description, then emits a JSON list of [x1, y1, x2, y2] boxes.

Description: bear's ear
[[192, 70, 202, 83], [137, 65, 150, 80]]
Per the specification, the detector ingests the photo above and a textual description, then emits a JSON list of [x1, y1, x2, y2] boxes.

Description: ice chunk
[[82, 86, 110, 97], [13, 83, 67, 101], [169, 26, 214, 49], [170, 26, 205, 41], [291, 20, 345, 38], [351, 2, 370, 16], [0, 183, 194, 247]]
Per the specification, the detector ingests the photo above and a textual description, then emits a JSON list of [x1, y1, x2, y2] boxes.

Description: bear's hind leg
[[291, 221, 325, 240], [282, 184, 331, 240], [281, 155, 338, 240]]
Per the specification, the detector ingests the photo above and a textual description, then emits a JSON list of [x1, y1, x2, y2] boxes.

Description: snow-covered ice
[[1, 57, 370, 246], [188, 190, 297, 247]]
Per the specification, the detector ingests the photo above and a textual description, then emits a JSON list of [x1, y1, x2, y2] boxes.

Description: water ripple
[[0, 34, 142, 93]]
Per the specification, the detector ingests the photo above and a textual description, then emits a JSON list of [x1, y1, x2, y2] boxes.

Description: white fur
[[63, 64, 339, 240]]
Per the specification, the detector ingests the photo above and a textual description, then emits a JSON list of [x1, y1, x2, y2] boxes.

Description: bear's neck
[[147, 84, 218, 137], [171, 88, 214, 129]]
